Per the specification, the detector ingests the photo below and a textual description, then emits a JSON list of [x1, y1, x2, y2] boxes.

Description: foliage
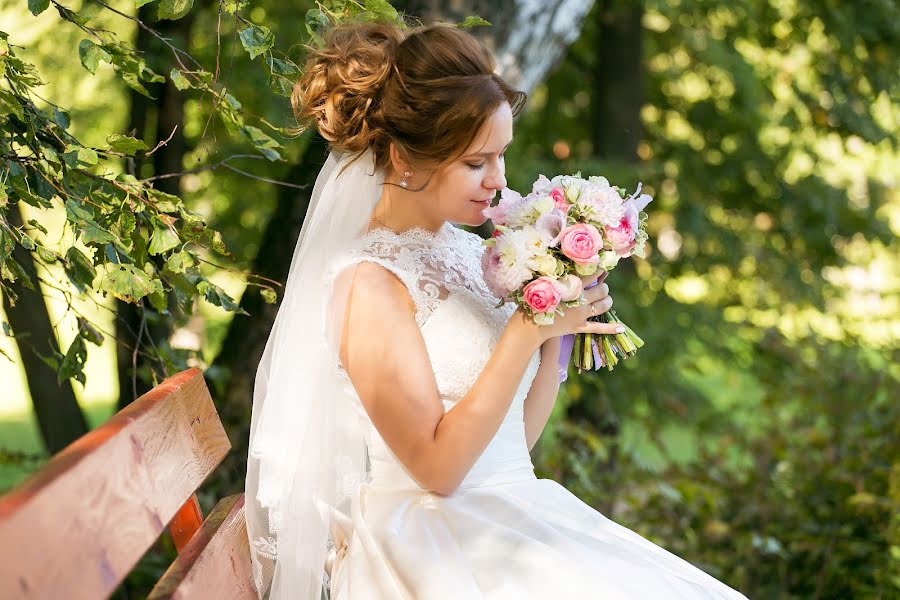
[[515, 0, 900, 597], [0, 0, 411, 386]]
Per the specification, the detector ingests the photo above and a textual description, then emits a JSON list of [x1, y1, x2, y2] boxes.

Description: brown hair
[[292, 22, 526, 173]]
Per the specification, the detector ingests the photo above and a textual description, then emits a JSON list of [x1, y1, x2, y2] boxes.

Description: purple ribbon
[[557, 278, 603, 383]]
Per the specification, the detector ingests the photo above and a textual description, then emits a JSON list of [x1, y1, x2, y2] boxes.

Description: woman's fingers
[[587, 321, 625, 335], [581, 272, 601, 289], [589, 295, 613, 316], [583, 282, 609, 303]]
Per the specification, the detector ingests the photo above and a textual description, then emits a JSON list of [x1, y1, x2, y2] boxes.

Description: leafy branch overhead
[[0, 0, 416, 386]]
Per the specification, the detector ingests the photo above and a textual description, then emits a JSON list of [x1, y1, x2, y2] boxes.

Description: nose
[[485, 163, 507, 191]]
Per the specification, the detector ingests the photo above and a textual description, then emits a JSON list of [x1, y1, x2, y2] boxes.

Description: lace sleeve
[[327, 226, 465, 327]]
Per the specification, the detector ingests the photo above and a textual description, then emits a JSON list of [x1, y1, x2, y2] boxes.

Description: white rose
[[599, 250, 621, 271]]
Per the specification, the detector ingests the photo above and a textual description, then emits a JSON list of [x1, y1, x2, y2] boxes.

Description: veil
[[245, 148, 384, 599]]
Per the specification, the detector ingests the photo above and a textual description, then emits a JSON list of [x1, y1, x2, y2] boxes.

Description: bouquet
[[481, 173, 652, 372]]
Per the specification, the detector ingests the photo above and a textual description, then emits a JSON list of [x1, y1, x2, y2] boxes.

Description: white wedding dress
[[324, 221, 747, 599]]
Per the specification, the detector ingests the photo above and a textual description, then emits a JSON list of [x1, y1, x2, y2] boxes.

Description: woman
[[246, 22, 748, 600]]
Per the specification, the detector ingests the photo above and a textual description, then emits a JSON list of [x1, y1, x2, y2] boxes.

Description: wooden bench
[[0, 368, 257, 600]]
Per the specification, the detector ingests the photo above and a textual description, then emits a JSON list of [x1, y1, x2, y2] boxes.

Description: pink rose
[[549, 187, 568, 211], [523, 276, 563, 314], [559, 223, 602, 265]]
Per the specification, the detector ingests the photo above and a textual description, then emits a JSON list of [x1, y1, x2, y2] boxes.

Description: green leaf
[[198, 280, 247, 314], [364, 0, 398, 22], [58, 335, 87, 385], [158, 0, 193, 20], [0, 88, 24, 121], [20, 235, 35, 251], [148, 222, 180, 255], [55, 5, 90, 26], [36, 246, 57, 264], [260, 288, 277, 304], [28, 0, 50, 17], [305, 8, 330, 38], [0, 227, 14, 264], [165, 250, 195, 274], [77, 316, 104, 346], [268, 57, 300, 75], [135, 0, 157, 7], [62, 144, 99, 168], [64, 246, 97, 293], [458, 15, 491, 28], [64, 200, 95, 222], [239, 24, 274, 60], [26, 220, 48, 236], [52, 107, 70, 130], [269, 73, 293, 97], [148, 188, 181, 212], [78, 40, 111, 75], [222, 0, 248, 14], [224, 93, 242, 111], [242, 125, 282, 161], [169, 68, 192, 90], [105, 134, 148, 155], [100, 263, 159, 303]]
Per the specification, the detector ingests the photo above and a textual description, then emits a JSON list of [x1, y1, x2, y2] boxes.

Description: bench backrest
[[0, 368, 256, 600]]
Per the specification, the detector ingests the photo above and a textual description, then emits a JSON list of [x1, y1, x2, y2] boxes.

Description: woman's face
[[424, 102, 514, 227]]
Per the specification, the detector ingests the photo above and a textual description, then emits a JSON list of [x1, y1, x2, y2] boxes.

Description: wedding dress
[[322, 221, 748, 600]]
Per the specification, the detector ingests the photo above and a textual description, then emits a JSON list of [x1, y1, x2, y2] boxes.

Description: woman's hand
[[518, 275, 620, 343]]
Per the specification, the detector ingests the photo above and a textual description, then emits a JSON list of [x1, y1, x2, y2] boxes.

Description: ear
[[388, 142, 411, 177]]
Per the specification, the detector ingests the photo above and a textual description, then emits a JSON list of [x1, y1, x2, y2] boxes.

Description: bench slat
[[148, 494, 256, 600], [0, 368, 231, 600]]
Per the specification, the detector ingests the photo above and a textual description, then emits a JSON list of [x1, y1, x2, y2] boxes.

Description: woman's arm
[[523, 337, 562, 452], [340, 262, 544, 496]]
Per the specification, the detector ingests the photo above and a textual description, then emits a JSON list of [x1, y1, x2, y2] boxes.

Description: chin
[[457, 214, 489, 228]]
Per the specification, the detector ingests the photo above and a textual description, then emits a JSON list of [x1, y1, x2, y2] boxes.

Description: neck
[[370, 178, 445, 234]]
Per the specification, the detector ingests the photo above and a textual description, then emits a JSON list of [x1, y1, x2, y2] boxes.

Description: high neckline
[[364, 221, 453, 242]]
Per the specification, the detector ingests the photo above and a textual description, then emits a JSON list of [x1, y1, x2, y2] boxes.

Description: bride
[[246, 21, 748, 600]]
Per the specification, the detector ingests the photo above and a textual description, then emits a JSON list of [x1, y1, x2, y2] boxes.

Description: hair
[[292, 22, 526, 174]]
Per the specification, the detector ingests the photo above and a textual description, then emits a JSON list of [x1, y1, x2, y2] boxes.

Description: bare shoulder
[[344, 260, 416, 317], [335, 259, 418, 370]]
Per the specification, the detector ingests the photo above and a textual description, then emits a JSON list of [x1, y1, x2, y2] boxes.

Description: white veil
[[245, 148, 383, 599]]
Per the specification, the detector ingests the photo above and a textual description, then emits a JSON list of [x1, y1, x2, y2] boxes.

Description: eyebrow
[[464, 139, 514, 159]]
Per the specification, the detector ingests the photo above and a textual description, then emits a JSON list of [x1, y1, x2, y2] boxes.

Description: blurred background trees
[[1, 0, 897, 597]]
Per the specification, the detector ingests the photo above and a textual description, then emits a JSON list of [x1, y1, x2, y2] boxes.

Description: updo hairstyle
[[292, 22, 526, 174]]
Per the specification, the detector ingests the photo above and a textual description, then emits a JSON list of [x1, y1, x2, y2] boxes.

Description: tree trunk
[[591, 0, 643, 161], [398, 0, 596, 93], [2, 205, 88, 454], [116, 6, 195, 409]]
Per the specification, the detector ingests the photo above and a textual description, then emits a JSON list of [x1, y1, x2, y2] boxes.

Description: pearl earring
[[400, 170, 410, 188]]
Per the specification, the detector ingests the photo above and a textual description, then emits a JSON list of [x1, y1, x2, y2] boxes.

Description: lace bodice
[[327, 222, 542, 490]]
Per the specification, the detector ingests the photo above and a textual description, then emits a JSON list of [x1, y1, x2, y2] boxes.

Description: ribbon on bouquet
[[557, 273, 608, 383]]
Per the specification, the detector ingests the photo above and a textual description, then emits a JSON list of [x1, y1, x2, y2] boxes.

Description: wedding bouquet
[[481, 173, 652, 372]]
